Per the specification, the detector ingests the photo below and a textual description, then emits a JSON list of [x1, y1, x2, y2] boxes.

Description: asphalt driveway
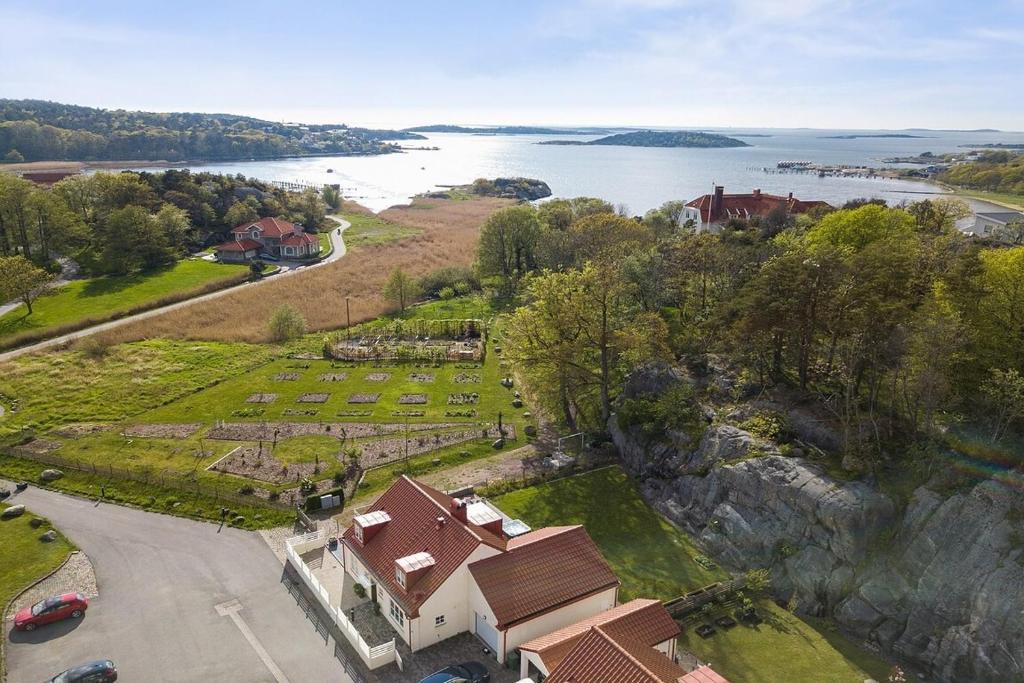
[[4, 485, 350, 683]]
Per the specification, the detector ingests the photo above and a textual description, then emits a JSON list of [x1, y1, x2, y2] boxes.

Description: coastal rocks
[[40, 469, 64, 482], [617, 424, 1024, 681]]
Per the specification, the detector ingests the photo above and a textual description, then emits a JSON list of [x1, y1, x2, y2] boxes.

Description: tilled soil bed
[[123, 423, 202, 438], [274, 373, 300, 381], [398, 394, 428, 404], [51, 423, 114, 438], [348, 393, 380, 404], [365, 373, 391, 382], [205, 421, 463, 442], [209, 444, 327, 484], [297, 393, 330, 403], [319, 373, 348, 382], [359, 424, 516, 467], [246, 393, 278, 403], [14, 438, 62, 455]]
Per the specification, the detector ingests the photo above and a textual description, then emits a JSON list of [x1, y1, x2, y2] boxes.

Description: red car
[[14, 592, 89, 631]]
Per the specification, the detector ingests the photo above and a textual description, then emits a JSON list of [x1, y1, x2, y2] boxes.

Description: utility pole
[[345, 296, 351, 342]]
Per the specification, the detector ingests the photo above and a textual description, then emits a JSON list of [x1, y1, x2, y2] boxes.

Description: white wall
[[412, 544, 501, 652], [504, 588, 617, 660]]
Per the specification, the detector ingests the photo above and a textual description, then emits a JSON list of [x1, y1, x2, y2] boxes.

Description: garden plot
[[208, 444, 345, 485], [246, 393, 278, 403], [448, 392, 480, 405], [365, 373, 391, 382], [359, 425, 515, 467], [348, 393, 380, 404], [319, 373, 348, 382], [205, 421, 461, 442], [274, 373, 301, 381], [283, 408, 319, 416], [13, 438, 62, 455], [398, 394, 428, 404], [453, 373, 481, 384], [393, 410, 425, 417], [409, 373, 435, 382], [51, 423, 114, 438], [297, 393, 330, 403], [123, 423, 202, 438], [338, 410, 372, 417]]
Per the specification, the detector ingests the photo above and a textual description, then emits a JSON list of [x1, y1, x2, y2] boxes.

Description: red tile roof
[[231, 216, 297, 238], [468, 526, 619, 629], [341, 477, 506, 617], [686, 189, 830, 224], [519, 599, 680, 671], [679, 665, 730, 683], [545, 626, 691, 683], [280, 232, 318, 246], [216, 238, 262, 252]]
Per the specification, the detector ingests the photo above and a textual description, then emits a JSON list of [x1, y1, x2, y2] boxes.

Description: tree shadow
[[8, 614, 86, 644]]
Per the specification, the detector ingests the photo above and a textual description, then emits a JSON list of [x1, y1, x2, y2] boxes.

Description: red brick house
[[683, 186, 830, 233], [215, 216, 321, 262]]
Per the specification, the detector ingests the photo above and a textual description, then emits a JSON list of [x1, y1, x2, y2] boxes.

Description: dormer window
[[395, 566, 406, 588], [394, 551, 435, 591], [352, 510, 391, 545]]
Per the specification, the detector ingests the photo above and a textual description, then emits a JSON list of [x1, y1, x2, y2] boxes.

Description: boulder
[[29, 517, 43, 528], [40, 468, 64, 482], [1, 504, 26, 519], [39, 529, 58, 542]]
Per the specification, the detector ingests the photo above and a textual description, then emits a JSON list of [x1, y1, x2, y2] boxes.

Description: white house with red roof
[[340, 476, 621, 663], [215, 216, 321, 263]]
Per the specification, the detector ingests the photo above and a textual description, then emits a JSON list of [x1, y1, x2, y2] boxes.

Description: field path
[[0, 217, 349, 363]]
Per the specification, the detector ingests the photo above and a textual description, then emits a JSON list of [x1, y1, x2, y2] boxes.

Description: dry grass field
[[98, 196, 512, 344]]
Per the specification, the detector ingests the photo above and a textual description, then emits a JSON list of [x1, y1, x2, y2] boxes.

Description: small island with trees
[[538, 130, 750, 148]]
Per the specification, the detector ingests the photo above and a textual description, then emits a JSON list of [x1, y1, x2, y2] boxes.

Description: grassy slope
[[495, 466, 726, 601], [0, 503, 75, 622], [0, 338, 278, 436], [494, 467, 891, 682], [0, 259, 248, 341], [679, 602, 892, 683], [952, 188, 1024, 210]]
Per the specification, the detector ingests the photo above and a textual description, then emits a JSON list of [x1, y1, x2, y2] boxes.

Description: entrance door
[[474, 611, 500, 655]]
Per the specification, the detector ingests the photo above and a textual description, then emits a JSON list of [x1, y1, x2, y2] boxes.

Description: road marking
[[215, 599, 292, 683]]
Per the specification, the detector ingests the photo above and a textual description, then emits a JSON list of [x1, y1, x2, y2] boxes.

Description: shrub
[[352, 583, 366, 599], [438, 286, 456, 300], [78, 337, 112, 359], [238, 484, 255, 495], [268, 304, 307, 342], [740, 411, 793, 442], [417, 266, 480, 297], [617, 383, 703, 441]]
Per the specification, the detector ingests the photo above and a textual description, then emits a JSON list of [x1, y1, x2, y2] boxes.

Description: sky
[[1, 0, 1022, 130]]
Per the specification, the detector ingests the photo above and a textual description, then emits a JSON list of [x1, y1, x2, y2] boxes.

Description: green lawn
[[679, 600, 892, 683], [0, 259, 248, 345], [495, 466, 726, 600], [318, 231, 333, 253], [0, 503, 75, 631], [0, 339, 278, 437], [952, 188, 1024, 211], [341, 211, 420, 248]]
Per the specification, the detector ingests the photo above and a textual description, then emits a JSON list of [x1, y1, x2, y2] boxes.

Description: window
[[395, 567, 406, 588], [389, 598, 405, 627], [434, 615, 446, 627], [354, 525, 363, 544]]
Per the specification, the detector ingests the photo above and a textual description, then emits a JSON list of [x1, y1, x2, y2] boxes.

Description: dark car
[[419, 661, 490, 683], [14, 592, 89, 631], [46, 660, 117, 682]]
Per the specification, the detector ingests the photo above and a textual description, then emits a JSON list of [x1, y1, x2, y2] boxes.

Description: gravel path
[[6, 550, 98, 620]]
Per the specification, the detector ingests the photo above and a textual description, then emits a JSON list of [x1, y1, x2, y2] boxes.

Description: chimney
[[711, 186, 724, 218], [450, 499, 468, 523], [788, 192, 793, 200], [436, 515, 446, 529], [752, 188, 761, 198]]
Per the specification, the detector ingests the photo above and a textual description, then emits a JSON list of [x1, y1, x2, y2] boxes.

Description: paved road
[[4, 485, 351, 683], [0, 217, 349, 364]]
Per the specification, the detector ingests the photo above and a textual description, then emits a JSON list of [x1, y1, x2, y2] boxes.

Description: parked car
[[14, 592, 89, 631], [419, 661, 490, 683], [45, 660, 117, 682]]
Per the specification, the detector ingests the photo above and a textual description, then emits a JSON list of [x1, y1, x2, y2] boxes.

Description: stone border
[[1, 548, 77, 682]]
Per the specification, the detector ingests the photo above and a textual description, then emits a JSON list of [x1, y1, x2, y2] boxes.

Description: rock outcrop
[[611, 365, 1024, 682]]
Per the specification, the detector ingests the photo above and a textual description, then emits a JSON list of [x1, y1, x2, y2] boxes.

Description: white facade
[[467, 579, 618, 664]]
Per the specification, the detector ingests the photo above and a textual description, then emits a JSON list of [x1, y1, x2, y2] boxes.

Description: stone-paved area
[[5, 550, 98, 620]]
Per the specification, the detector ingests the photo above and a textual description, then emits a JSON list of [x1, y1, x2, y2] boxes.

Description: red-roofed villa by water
[[215, 216, 321, 262]]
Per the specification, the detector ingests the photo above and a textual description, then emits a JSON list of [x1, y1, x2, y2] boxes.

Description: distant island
[[404, 124, 610, 135], [538, 130, 749, 148], [819, 133, 929, 139], [426, 177, 552, 201], [958, 143, 1024, 149], [0, 99, 424, 163]]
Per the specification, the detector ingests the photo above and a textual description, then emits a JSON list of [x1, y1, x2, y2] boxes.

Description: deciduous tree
[[0, 254, 53, 314]]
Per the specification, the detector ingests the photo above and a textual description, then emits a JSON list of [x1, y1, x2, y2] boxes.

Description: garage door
[[474, 611, 500, 654]]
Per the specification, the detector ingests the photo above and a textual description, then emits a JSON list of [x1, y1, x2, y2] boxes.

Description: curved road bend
[[3, 483, 352, 683], [0, 216, 350, 364]]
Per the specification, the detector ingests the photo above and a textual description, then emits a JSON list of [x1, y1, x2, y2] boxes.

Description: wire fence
[[9, 448, 293, 511]]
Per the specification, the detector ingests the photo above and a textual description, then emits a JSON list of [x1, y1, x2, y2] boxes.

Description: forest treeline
[[0, 99, 422, 162], [0, 169, 330, 276], [477, 196, 1024, 470]]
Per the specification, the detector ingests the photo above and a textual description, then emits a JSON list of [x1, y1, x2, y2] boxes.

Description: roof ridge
[[591, 626, 665, 681]]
